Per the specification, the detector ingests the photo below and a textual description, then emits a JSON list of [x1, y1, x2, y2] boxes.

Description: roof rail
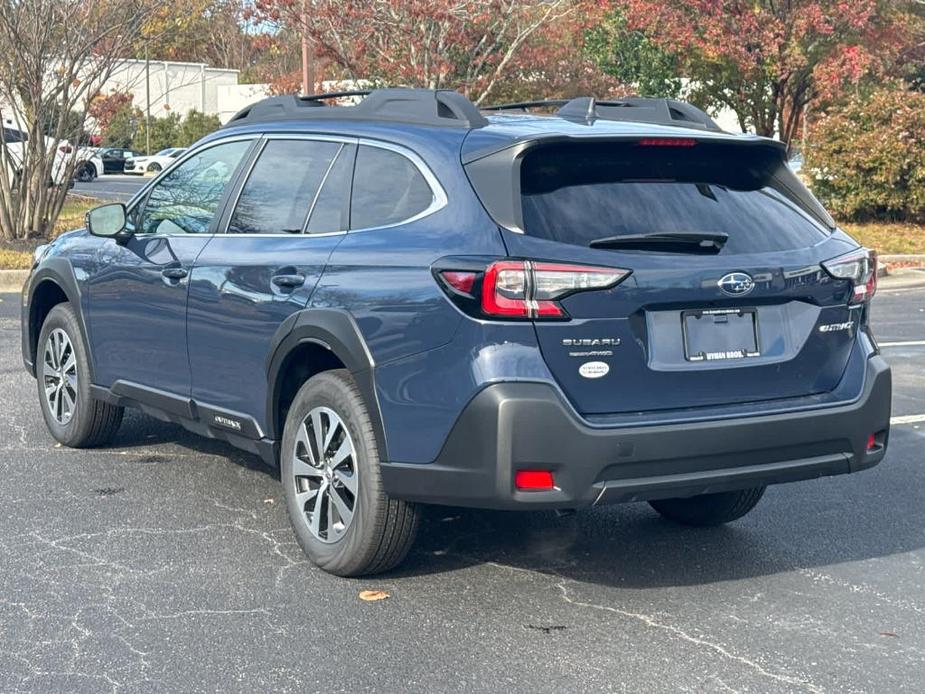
[[556, 97, 722, 131], [222, 88, 489, 129], [480, 99, 571, 112]]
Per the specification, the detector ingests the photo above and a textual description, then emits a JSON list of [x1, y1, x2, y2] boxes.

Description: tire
[[75, 163, 96, 182], [649, 487, 766, 526], [147, 162, 161, 173], [36, 304, 123, 448], [281, 370, 420, 576]]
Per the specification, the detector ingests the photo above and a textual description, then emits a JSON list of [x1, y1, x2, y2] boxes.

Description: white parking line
[[880, 340, 925, 348], [891, 414, 925, 425]]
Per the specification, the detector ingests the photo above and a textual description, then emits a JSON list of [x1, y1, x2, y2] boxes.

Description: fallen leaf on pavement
[[263, 498, 275, 504], [359, 590, 390, 602]]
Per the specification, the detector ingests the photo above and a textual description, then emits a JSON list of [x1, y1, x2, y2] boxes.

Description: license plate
[[682, 308, 760, 362]]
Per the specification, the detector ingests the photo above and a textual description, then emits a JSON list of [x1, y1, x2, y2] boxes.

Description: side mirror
[[86, 203, 128, 239]]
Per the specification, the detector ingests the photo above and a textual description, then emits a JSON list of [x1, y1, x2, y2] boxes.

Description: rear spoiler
[[463, 135, 833, 234]]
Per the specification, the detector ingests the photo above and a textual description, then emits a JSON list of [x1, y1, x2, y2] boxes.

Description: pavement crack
[[554, 579, 825, 694]]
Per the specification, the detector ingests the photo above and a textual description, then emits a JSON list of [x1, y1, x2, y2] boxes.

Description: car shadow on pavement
[[394, 430, 925, 589], [94, 410, 925, 590], [107, 410, 279, 479]]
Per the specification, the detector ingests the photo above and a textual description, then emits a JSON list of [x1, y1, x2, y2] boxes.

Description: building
[[101, 58, 242, 121]]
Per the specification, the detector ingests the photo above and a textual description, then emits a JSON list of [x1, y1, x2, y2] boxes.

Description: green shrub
[[177, 110, 221, 147], [805, 88, 925, 223]]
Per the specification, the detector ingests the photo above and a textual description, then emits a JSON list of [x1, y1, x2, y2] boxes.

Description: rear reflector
[[867, 433, 877, 451], [515, 470, 555, 491]]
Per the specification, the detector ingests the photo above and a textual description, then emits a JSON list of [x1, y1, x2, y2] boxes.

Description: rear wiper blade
[[589, 231, 729, 252]]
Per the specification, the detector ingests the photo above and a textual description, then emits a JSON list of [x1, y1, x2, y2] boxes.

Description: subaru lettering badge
[[718, 272, 755, 296]]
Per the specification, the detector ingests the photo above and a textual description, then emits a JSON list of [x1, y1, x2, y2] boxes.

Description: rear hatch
[[467, 137, 864, 415]]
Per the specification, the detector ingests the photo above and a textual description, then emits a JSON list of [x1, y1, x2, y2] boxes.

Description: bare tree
[[0, 0, 155, 240]]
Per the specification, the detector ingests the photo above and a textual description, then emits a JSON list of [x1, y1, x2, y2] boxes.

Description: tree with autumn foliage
[[88, 92, 134, 135], [594, 0, 899, 147], [249, 0, 588, 104]]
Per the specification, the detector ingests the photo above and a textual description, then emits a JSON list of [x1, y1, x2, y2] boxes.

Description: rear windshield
[[519, 141, 831, 254]]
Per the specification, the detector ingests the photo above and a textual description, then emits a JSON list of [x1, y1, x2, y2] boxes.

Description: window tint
[[305, 144, 355, 234], [2, 127, 26, 143], [350, 146, 433, 230], [520, 142, 830, 255], [137, 140, 250, 235], [229, 139, 340, 234]]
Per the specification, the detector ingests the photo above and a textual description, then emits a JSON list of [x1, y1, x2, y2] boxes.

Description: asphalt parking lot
[[1, 279, 924, 694], [72, 174, 146, 202]]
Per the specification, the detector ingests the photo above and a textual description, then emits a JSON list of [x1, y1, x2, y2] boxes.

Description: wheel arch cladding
[[266, 309, 388, 461], [25, 263, 91, 379]]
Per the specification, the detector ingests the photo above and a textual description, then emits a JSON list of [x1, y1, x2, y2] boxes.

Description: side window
[[349, 145, 434, 230], [136, 141, 250, 235], [305, 144, 355, 234], [228, 139, 340, 234]]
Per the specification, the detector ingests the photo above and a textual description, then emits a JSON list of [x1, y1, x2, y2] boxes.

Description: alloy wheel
[[42, 328, 78, 425], [291, 406, 359, 543]]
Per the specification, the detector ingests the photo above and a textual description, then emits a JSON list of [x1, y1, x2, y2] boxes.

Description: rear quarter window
[[519, 141, 831, 255], [350, 145, 434, 229]]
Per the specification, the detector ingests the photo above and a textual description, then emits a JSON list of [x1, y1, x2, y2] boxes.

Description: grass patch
[[841, 222, 925, 255], [0, 248, 31, 269], [52, 195, 97, 238], [0, 195, 99, 269]]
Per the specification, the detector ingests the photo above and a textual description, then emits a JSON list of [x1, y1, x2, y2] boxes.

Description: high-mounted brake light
[[638, 138, 697, 147], [822, 248, 877, 304], [436, 260, 631, 320]]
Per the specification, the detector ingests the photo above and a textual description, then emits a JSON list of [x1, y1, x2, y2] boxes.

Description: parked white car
[[73, 147, 105, 182], [1, 122, 69, 186], [123, 147, 187, 175]]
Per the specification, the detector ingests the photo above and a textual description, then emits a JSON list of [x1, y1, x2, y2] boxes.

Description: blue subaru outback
[[21, 89, 891, 576]]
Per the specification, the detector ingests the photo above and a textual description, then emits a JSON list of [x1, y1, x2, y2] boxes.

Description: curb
[[0, 269, 28, 294], [878, 255, 925, 278], [880, 254, 925, 263]]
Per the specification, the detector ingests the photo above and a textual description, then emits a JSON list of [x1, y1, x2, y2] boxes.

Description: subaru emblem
[[718, 272, 755, 296]]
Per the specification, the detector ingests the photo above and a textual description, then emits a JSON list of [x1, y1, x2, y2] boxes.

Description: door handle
[[271, 273, 306, 288], [161, 267, 188, 280]]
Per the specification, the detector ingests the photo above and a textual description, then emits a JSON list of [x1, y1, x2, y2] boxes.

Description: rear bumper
[[380, 355, 892, 510]]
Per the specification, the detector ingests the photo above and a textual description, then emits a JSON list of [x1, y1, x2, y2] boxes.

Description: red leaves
[[249, 0, 586, 102], [88, 92, 134, 133]]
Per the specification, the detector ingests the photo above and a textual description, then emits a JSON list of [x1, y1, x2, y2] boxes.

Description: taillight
[[822, 248, 877, 304], [58, 144, 73, 154], [436, 259, 630, 320]]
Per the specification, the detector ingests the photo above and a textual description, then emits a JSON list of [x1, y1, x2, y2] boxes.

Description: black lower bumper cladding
[[380, 356, 891, 510]]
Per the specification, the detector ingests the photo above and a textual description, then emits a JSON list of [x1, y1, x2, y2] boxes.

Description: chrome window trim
[[127, 132, 448, 239]]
